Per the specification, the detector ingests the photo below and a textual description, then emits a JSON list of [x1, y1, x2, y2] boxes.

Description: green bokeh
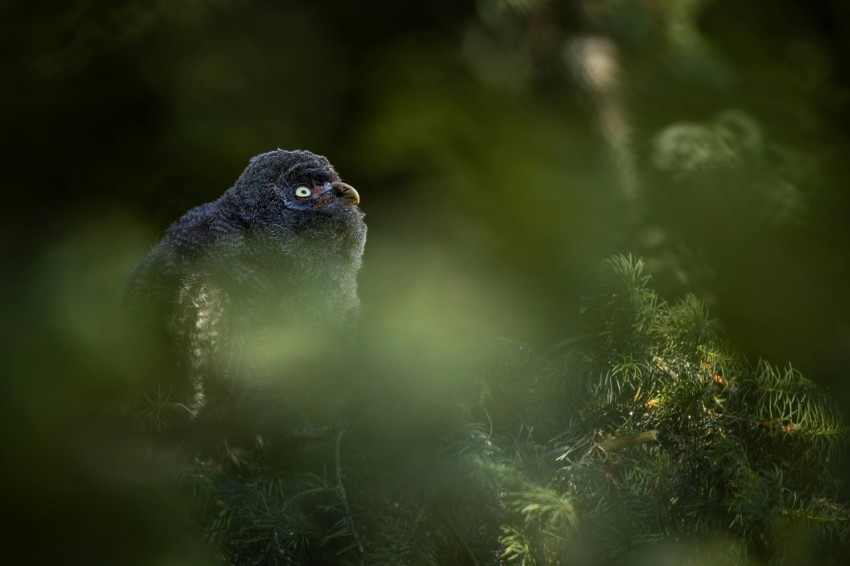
[[3, 0, 850, 562]]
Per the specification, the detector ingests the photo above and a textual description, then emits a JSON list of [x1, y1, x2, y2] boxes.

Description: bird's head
[[229, 149, 362, 226]]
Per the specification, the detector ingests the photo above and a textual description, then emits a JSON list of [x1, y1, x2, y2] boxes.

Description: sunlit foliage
[[4, 0, 850, 563]]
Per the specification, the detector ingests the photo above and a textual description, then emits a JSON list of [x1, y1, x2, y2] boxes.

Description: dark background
[[2, 0, 850, 561]]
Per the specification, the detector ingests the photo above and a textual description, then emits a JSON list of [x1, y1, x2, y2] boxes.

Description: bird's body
[[128, 149, 366, 417]]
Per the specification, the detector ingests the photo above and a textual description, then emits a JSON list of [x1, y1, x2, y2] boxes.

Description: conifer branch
[[597, 430, 659, 453]]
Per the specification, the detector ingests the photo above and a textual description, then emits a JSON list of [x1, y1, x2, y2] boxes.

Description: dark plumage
[[128, 149, 366, 417]]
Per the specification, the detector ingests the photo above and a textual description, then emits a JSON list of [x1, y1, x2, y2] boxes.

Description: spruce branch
[[597, 430, 659, 453], [497, 254, 849, 562]]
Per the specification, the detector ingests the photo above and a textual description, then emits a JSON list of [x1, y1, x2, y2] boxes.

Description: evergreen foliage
[[149, 255, 847, 564], [494, 255, 849, 564], [7, 2, 850, 564]]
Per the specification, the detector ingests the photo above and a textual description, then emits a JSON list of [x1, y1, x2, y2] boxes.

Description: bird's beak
[[331, 181, 360, 205]]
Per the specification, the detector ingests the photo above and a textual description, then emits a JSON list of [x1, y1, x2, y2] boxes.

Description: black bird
[[127, 149, 366, 418]]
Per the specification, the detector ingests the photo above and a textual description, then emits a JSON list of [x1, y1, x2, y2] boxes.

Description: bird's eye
[[294, 185, 312, 198]]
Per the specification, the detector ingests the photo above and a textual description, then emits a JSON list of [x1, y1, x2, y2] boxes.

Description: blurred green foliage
[[3, 0, 850, 563]]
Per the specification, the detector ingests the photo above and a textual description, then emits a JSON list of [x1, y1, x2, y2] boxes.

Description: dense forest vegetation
[[3, 0, 850, 563]]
